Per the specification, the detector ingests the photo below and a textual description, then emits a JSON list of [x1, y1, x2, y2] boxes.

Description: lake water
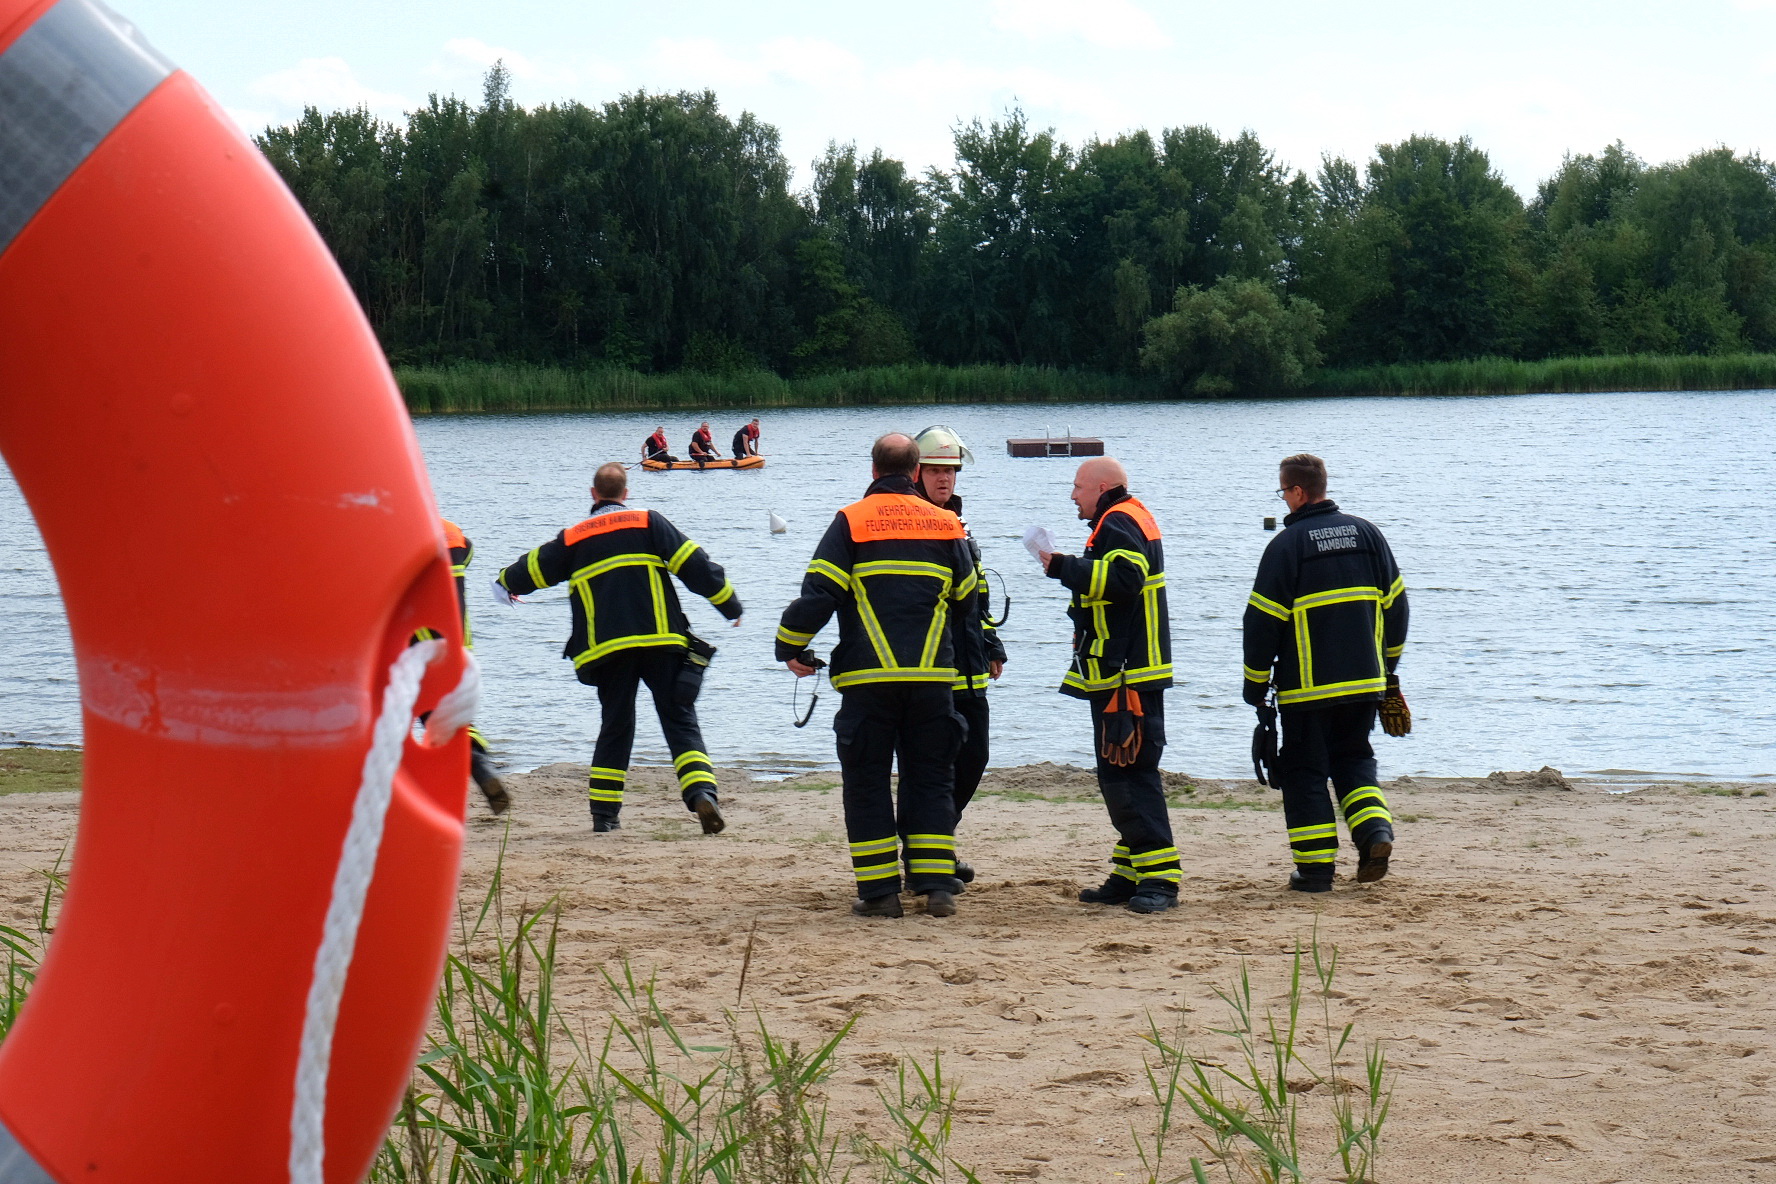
[[2, 392, 1772, 780]]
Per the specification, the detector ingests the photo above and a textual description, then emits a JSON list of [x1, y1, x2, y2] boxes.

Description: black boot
[[924, 889, 957, 917], [1288, 870, 1332, 893], [688, 791, 725, 835], [1356, 830, 1393, 883], [591, 806, 621, 833], [470, 750, 510, 815], [1079, 876, 1138, 905], [954, 859, 976, 883], [851, 893, 904, 918], [1128, 889, 1177, 914]]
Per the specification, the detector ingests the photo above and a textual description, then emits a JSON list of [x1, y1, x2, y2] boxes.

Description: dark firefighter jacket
[[931, 494, 1006, 694], [774, 474, 978, 692], [444, 518, 473, 646], [644, 432, 670, 460], [1243, 499, 1407, 709], [689, 427, 714, 456], [498, 502, 741, 684], [416, 518, 476, 649], [1045, 487, 1172, 699]]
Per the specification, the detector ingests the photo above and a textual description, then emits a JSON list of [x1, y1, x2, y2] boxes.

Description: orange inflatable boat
[[642, 454, 765, 471], [0, 1, 471, 1180]]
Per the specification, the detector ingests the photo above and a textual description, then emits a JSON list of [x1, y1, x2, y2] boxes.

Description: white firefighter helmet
[[913, 424, 974, 468]]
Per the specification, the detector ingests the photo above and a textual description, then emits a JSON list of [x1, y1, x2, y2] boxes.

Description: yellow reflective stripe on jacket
[[571, 552, 666, 584], [851, 579, 896, 670], [952, 567, 979, 599], [709, 579, 736, 606], [1384, 643, 1404, 658], [526, 546, 547, 589], [776, 624, 815, 647], [854, 559, 954, 583], [1380, 575, 1406, 608], [1277, 676, 1388, 706], [1244, 664, 1270, 683], [1247, 590, 1290, 620], [807, 558, 851, 590], [570, 632, 685, 668], [952, 671, 992, 691], [831, 667, 959, 690], [918, 597, 951, 670], [666, 539, 700, 574], [1062, 662, 1173, 694], [1293, 586, 1383, 611]]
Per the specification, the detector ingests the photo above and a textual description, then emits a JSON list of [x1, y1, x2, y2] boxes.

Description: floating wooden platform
[[1006, 436, 1105, 458], [641, 455, 765, 471]]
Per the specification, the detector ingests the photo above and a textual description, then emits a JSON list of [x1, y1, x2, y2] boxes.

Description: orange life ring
[[0, 2, 470, 1180]]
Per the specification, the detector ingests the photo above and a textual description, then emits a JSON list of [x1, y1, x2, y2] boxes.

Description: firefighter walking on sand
[[1243, 452, 1408, 891], [777, 433, 978, 918], [907, 425, 1006, 887], [1038, 456, 1180, 914], [495, 462, 742, 833], [421, 519, 511, 814]]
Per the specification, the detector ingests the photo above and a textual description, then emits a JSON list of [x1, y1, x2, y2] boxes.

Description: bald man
[[1039, 457, 1180, 913]]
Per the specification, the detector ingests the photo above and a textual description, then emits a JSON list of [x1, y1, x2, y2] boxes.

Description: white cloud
[[990, 0, 1172, 49], [248, 57, 408, 117], [650, 36, 864, 92]]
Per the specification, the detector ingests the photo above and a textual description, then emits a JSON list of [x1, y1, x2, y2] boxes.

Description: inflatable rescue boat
[[642, 455, 765, 471]]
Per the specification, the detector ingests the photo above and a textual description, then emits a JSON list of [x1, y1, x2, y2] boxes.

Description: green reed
[[1308, 352, 1776, 397], [396, 362, 1165, 414], [1137, 927, 1394, 1184]]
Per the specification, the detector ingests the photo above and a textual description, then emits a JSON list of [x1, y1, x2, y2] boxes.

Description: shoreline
[[5, 745, 1770, 796]]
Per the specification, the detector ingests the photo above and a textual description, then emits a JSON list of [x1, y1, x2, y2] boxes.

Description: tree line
[[258, 65, 1776, 393]]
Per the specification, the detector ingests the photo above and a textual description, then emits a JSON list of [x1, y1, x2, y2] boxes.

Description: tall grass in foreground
[[396, 363, 1164, 414], [0, 850, 1391, 1183], [375, 841, 981, 1183], [1136, 926, 1395, 1184], [1307, 351, 1776, 397], [0, 851, 63, 1043]]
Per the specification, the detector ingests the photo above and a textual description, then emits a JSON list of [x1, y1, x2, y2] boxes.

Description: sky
[[121, 0, 1776, 198]]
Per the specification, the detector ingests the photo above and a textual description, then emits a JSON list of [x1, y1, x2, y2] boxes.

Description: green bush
[[1140, 278, 1325, 395]]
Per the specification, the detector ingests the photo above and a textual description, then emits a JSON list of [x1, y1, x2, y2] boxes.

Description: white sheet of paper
[[1022, 524, 1058, 562], [489, 577, 516, 607]]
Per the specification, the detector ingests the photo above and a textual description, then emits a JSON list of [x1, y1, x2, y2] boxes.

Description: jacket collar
[[589, 499, 628, 516], [866, 473, 919, 497], [1283, 498, 1339, 527], [1088, 485, 1130, 527]]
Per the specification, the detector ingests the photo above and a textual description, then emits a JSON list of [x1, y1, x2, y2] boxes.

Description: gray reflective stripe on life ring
[[0, 1119, 55, 1184], [0, 0, 173, 257]]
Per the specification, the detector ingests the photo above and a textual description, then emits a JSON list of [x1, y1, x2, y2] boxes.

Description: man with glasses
[[1243, 453, 1408, 892]]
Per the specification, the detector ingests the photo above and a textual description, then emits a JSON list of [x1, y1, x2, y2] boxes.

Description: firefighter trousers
[[1277, 702, 1393, 878], [837, 683, 963, 898], [951, 692, 990, 815], [1090, 688, 1180, 895], [586, 648, 716, 819]]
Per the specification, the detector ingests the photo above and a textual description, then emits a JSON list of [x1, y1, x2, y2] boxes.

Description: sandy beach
[[0, 762, 1771, 1180]]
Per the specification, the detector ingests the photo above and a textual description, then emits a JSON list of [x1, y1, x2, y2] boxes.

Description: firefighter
[[688, 421, 716, 466], [1243, 453, 1407, 891], [423, 519, 510, 814], [643, 426, 677, 464], [905, 425, 1005, 888], [732, 417, 761, 459], [495, 462, 742, 833], [777, 433, 977, 918], [1037, 456, 1180, 914]]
